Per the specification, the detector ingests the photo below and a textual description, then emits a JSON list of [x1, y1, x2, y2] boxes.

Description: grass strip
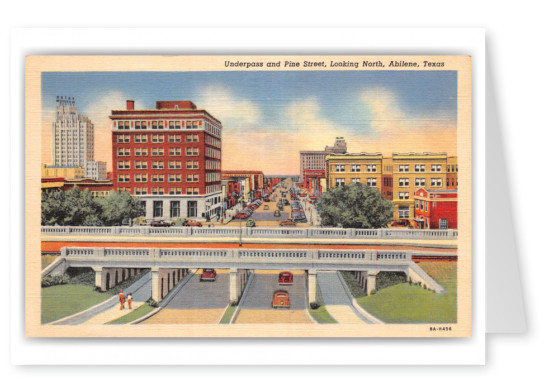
[[219, 306, 237, 324], [107, 303, 156, 324]]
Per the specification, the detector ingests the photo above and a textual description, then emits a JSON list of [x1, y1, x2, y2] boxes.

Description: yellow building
[[325, 153, 383, 191], [391, 153, 448, 222], [446, 156, 458, 189], [41, 163, 84, 180]]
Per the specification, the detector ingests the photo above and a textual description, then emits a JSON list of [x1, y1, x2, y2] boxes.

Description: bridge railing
[[44, 226, 457, 240], [62, 246, 412, 263]]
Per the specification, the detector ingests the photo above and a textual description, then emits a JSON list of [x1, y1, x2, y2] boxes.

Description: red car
[[200, 268, 217, 282], [272, 291, 290, 308], [279, 219, 297, 227], [185, 219, 203, 227], [391, 219, 412, 228], [234, 212, 248, 219], [278, 271, 293, 285]]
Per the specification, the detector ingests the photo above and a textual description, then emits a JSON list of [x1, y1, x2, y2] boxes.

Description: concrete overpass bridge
[[44, 246, 451, 306]]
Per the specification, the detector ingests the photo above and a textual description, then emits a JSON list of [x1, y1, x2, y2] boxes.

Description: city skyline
[[41, 71, 458, 175]]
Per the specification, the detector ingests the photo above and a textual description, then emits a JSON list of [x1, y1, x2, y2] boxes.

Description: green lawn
[[356, 262, 457, 324], [107, 303, 156, 325], [308, 305, 337, 324], [219, 305, 237, 324], [41, 284, 111, 324], [41, 255, 58, 270]]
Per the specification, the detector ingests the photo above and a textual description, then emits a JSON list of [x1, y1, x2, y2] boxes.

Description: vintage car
[[274, 209, 281, 217], [263, 204, 269, 210], [390, 219, 412, 228], [151, 220, 173, 227], [272, 290, 290, 309], [185, 219, 203, 227], [246, 218, 256, 227], [278, 271, 293, 285], [200, 268, 217, 282], [279, 219, 296, 227]]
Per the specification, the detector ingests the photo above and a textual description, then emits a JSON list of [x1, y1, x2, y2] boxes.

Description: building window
[[335, 178, 345, 187], [169, 134, 181, 143], [351, 164, 360, 173], [398, 192, 409, 200], [187, 161, 199, 169], [398, 165, 409, 172], [117, 148, 130, 156], [187, 201, 198, 217], [169, 161, 182, 170], [415, 178, 426, 187], [366, 178, 377, 187], [117, 161, 130, 170], [439, 218, 448, 229], [335, 164, 345, 173], [431, 164, 442, 172], [415, 199, 419, 209], [134, 187, 147, 195], [151, 174, 164, 182], [153, 201, 163, 218], [117, 134, 130, 143], [169, 187, 182, 195], [398, 206, 410, 218], [135, 161, 147, 169], [169, 147, 181, 156], [430, 178, 443, 187], [135, 148, 148, 156], [170, 201, 180, 217], [152, 134, 164, 143], [134, 174, 148, 182], [186, 187, 199, 195], [186, 174, 198, 182], [366, 164, 376, 172], [185, 134, 199, 142], [152, 187, 164, 195], [117, 174, 130, 182], [399, 178, 409, 187], [135, 121, 147, 130], [351, 178, 360, 183], [175, 121, 181, 129], [414, 164, 426, 172], [169, 174, 183, 182], [152, 148, 164, 156], [150, 161, 163, 170], [134, 134, 147, 143], [169, 121, 175, 129]]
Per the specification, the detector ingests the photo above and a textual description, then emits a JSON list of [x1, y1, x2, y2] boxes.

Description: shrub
[[310, 302, 320, 310], [230, 300, 238, 307], [41, 274, 69, 287], [146, 298, 158, 308], [370, 289, 377, 296]]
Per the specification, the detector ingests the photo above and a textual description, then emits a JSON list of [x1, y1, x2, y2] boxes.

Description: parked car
[[246, 218, 256, 227], [391, 219, 412, 228], [283, 199, 290, 206], [151, 220, 173, 227], [278, 271, 293, 285], [133, 217, 148, 226], [185, 219, 203, 227], [272, 291, 290, 308], [263, 204, 269, 210], [200, 268, 217, 282], [279, 219, 296, 227], [274, 209, 281, 217]]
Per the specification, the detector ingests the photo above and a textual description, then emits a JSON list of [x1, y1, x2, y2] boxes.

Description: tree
[[316, 184, 394, 228], [96, 191, 146, 226]]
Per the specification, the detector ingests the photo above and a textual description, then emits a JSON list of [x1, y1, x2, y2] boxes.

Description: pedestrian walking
[[127, 292, 132, 310], [119, 290, 125, 310]]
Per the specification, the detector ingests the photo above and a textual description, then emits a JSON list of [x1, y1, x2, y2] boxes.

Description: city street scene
[[33, 56, 470, 337]]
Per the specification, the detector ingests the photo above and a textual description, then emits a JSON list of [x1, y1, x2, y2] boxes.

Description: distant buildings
[[299, 137, 347, 182], [50, 97, 106, 180], [41, 163, 84, 180], [325, 152, 457, 225], [110, 100, 223, 221]]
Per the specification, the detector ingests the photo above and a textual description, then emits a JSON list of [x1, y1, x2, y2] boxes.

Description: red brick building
[[413, 188, 457, 229], [110, 100, 222, 221], [303, 169, 325, 196]]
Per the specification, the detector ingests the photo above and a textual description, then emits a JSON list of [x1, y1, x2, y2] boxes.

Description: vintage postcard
[[26, 55, 471, 337]]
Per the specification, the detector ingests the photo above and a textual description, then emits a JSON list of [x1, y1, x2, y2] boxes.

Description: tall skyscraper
[[299, 137, 347, 181], [52, 97, 94, 167]]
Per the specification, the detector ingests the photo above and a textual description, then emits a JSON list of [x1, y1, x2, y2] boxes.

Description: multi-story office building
[[325, 153, 384, 192], [391, 153, 448, 222], [52, 97, 95, 167], [299, 137, 347, 182], [110, 100, 222, 221], [85, 161, 107, 180]]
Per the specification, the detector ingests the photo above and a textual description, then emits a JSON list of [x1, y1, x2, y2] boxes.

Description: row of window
[[153, 200, 198, 219], [126, 187, 201, 196], [334, 177, 443, 188], [118, 174, 199, 183], [205, 147, 221, 159], [116, 120, 202, 130], [206, 184, 222, 194], [205, 135, 221, 148], [205, 172, 221, 182], [117, 134, 200, 143], [398, 164, 443, 173], [333, 164, 378, 173], [117, 160, 200, 170], [415, 199, 437, 212], [205, 159, 221, 170], [117, 147, 200, 156], [335, 178, 377, 187]]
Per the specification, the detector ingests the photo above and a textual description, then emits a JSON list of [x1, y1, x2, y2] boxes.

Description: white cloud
[[196, 84, 261, 126]]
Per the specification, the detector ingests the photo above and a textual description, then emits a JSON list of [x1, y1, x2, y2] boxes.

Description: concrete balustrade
[[41, 226, 458, 240]]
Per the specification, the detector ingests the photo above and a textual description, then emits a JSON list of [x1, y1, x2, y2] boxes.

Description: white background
[[2, 0, 548, 389]]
